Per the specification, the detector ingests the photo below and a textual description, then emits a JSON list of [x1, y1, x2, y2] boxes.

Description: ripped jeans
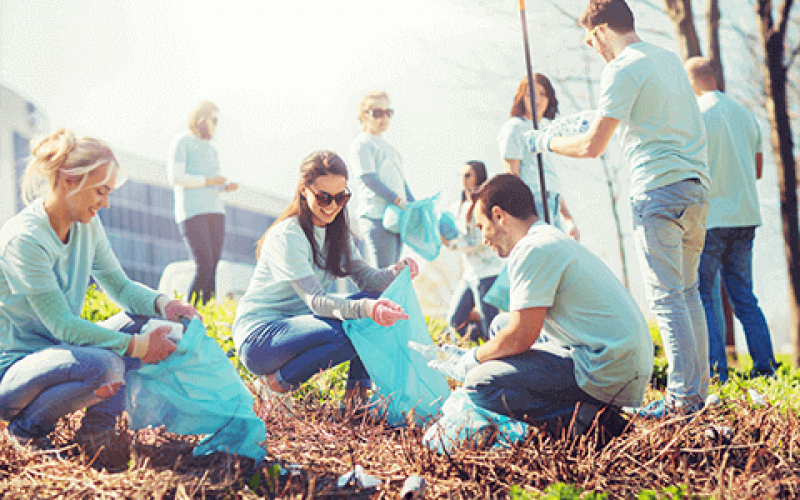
[[0, 315, 149, 439]]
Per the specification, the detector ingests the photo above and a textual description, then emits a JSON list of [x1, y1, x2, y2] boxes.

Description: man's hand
[[408, 341, 480, 382], [524, 129, 553, 154]]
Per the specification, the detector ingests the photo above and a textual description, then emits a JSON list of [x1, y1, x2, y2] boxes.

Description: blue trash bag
[[423, 387, 529, 454], [437, 211, 459, 241], [400, 195, 443, 261], [483, 266, 510, 312], [343, 268, 451, 426], [125, 318, 267, 462]]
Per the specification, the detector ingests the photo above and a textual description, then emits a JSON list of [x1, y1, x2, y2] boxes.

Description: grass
[[1, 287, 799, 498]]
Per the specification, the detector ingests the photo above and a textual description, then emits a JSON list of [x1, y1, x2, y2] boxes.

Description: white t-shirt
[[597, 42, 710, 198], [447, 199, 505, 281], [697, 91, 763, 229], [349, 132, 407, 219], [508, 221, 653, 406], [232, 217, 361, 347]]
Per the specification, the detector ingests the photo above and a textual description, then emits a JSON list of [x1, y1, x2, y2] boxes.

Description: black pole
[[518, 0, 550, 223]]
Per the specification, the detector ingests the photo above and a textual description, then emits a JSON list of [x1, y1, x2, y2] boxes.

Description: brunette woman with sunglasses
[[498, 75, 579, 241], [348, 91, 416, 268], [167, 101, 238, 306], [232, 151, 419, 408]]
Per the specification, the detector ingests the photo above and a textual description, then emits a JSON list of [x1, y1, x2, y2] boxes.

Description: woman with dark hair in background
[[349, 91, 416, 268], [442, 161, 505, 342], [168, 101, 238, 305], [498, 75, 579, 240], [233, 150, 418, 408]]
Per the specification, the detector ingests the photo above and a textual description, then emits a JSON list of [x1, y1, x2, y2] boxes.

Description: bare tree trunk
[[756, 0, 800, 368], [706, 0, 725, 90], [663, 0, 702, 60]]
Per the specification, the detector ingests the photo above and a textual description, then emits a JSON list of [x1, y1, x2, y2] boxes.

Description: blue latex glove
[[408, 341, 480, 382], [524, 129, 553, 154]]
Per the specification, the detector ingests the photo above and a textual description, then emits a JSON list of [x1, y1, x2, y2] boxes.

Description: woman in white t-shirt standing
[[349, 91, 415, 268], [498, 74, 579, 240], [233, 151, 417, 408]]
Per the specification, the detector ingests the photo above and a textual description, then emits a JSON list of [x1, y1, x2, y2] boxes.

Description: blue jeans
[[631, 178, 710, 408], [447, 276, 500, 341], [237, 294, 373, 392], [359, 217, 402, 268], [464, 313, 608, 435], [180, 212, 225, 305], [532, 191, 562, 229], [698, 226, 776, 381], [0, 314, 149, 439]]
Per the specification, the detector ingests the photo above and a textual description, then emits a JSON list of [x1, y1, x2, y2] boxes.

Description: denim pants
[[631, 178, 710, 407], [0, 314, 149, 439], [180, 212, 225, 304], [447, 275, 500, 341], [463, 313, 608, 435], [532, 191, 562, 230], [698, 226, 776, 381], [359, 217, 402, 268], [237, 294, 373, 392]]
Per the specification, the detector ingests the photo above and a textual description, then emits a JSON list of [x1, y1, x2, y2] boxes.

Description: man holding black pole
[[525, 0, 711, 418]]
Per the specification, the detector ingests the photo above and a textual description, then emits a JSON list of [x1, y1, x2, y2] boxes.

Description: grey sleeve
[[290, 275, 371, 320], [404, 182, 415, 202], [361, 173, 399, 203], [348, 259, 396, 293]]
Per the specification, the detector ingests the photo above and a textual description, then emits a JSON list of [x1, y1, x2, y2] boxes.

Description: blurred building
[[0, 82, 286, 291]]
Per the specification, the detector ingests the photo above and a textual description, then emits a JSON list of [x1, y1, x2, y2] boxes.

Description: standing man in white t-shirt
[[423, 174, 653, 437], [525, 0, 710, 418], [685, 57, 777, 383]]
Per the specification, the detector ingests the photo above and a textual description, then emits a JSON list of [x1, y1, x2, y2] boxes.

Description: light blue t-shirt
[[597, 42, 710, 198], [168, 133, 225, 223], [232, 217, 361, 347], [508, 221, 653, 406], [447, 200, 505, 281], [0, 199, 160, 380], [498, 116, 563, 196], [349, 132, 408, 220], [697, 91, 763, 229]]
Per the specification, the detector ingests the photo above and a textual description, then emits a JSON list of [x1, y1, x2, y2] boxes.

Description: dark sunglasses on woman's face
[[309, 187, 352, 207], [365, 108, 394, 119]]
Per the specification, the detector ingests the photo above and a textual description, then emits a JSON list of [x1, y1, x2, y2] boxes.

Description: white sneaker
[[253, 377, 293, 410]]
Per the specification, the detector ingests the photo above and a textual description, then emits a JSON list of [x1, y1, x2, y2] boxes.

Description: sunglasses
[[308, 187, 352, 207], [583, 23, 607, 46], [365, 108, 394, 119]]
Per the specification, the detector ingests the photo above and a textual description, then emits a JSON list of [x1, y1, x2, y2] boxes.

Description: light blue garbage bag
[[423, 388, 529, 454], [437, 211, 459, 241], [125, 318, 267, 462], [343, 268, 451, 426], [387, 194, 443, 261]]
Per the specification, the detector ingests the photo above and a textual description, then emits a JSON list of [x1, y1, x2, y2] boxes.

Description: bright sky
[[0, 0, 791, 350]]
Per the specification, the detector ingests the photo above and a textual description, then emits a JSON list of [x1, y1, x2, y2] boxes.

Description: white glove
[[408, 341, 480, 382], [524, 129, 553, 155]]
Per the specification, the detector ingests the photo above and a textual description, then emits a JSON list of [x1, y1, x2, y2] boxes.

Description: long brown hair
[[509, 74, 558, 120], [256, 151, 352, 277]]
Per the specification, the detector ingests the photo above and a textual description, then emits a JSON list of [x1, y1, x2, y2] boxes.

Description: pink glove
[[129, 326, 177, 364], [393, 256, 420, 279], [164, 299, 202, 322], [367, 298, 409, 327]]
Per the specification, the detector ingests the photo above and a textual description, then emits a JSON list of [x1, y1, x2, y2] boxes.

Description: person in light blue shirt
[[526, 0, 710, 419], [498, 74, 580, 239], [349, 91, 415, 268], [233, 151, 417, 409], [424, 174, 652, 439], [168, 101, 238, 305], [0, 129, 199, 467], [442, 161, 505, 342], [685, 57, 777, 382]]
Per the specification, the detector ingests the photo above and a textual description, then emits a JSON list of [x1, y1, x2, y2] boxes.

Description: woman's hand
[[392, 256, 420, 279], [223, 181, 239, 192], [563, 219, 580, 242], [129, 326, 177, 364], [365, 298, 409, 327], [163, 299, 202, 322], [205, 175, 226, 187], [394, 197, 407, 210]]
